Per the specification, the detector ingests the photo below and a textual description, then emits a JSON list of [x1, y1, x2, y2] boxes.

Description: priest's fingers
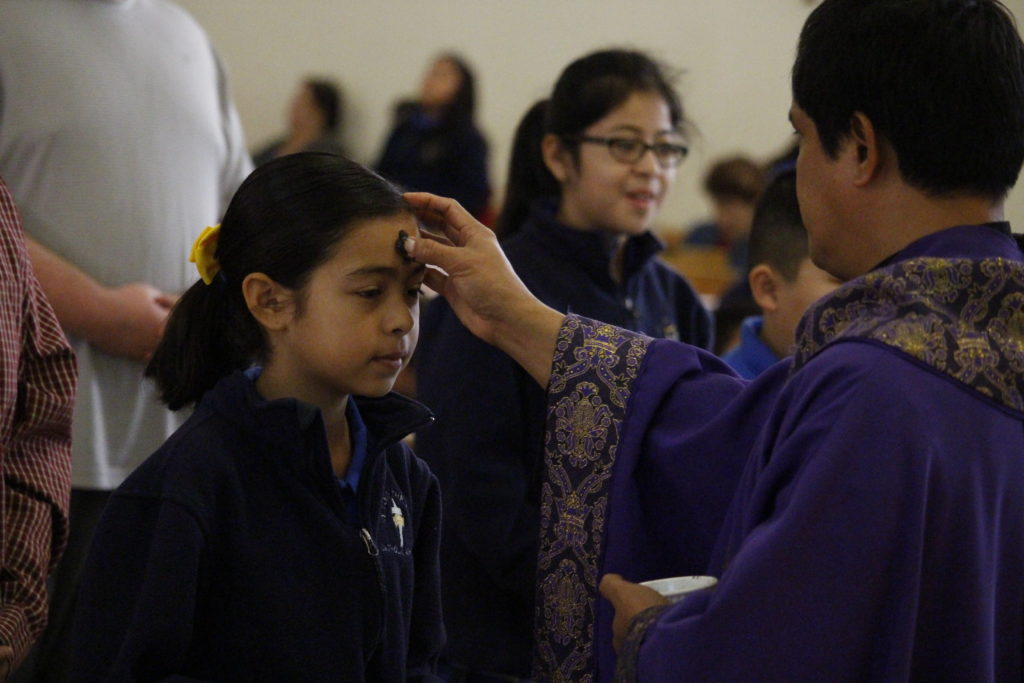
[[600, 574, 667, 653], [423, 267, 449, 299], [401, 221, 562, 387], [405, 192, 487, 247]]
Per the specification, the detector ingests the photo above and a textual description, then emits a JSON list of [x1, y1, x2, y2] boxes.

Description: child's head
[[291, 77, 342, 136], [702, 156, 764, 245], [419, 52, 477, 128], [499, 49, 688, 237], [746, 170, 841, 357], [147, 153, 422, 410]]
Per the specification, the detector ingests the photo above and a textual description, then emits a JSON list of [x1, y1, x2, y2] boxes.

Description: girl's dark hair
[[498, 49, 685, 236], [495, 99, 552, 238], [305, 77, 342, 133], [145, 153, 409, 410], [433, 52, 476, 132]]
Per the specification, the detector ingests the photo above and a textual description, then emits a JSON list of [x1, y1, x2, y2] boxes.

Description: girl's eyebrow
[[606, 124, 682, 138], [345, 263, 426, 279]]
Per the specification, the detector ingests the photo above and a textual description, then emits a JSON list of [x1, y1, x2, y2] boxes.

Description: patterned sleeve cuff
[[533, 315, 653, 681], [614, 604, 672, 683]]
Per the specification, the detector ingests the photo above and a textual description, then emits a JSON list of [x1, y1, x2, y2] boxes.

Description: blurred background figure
[[0, 0, 252, 680], [721, 169, 841, 378], [252, 76, 345, 166], [416, 49, 711, 681], [375, 52, 491, 221], [684, 155, 765, 271]]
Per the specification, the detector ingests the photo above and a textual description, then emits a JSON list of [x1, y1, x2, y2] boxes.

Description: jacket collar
[[201, 370, 434, 457], [516, 199, 665, 286], [793, 223, 1024, 413]]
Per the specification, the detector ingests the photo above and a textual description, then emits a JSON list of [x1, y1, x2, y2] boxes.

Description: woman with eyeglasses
[[414, 49, 712, 682]]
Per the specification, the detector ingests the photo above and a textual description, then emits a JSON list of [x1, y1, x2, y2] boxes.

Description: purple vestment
[[535, 223, 1024, 682]]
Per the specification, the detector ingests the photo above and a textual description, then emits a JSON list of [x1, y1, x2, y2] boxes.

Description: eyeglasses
[[567, 136, 689, 169]]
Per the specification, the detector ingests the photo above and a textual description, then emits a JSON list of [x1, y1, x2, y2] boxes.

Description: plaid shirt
[[0, 176, 76, 663]]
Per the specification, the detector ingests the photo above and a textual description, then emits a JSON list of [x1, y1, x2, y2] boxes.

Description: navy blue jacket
[[375, 104, 490, 217], [72, 371, 443, 682], [414, 202, 711, 676]]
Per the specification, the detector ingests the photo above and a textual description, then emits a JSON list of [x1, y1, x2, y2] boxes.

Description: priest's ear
[[242, 272, 296, 331], [749, 264, 781, 314], [848, 111, 884, 186]]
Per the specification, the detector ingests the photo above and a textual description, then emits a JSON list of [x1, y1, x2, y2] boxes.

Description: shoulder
[[787, 339, 1020, 427], [115, 407, 247, 507], [146, 0, 207, 33]]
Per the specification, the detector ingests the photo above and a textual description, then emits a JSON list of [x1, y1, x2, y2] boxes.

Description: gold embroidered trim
[[793, 257, 1024, 412], [534, 316, 650, 682]]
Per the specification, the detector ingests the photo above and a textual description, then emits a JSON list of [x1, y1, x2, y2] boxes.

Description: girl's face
[[552, 90, 682, 236], [289, 84, 324, 133], [420, 58, 463, 112], [268, 214, 423, 408]]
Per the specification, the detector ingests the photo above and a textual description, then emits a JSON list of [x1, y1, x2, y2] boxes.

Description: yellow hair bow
[[190, 224, 221, 285]]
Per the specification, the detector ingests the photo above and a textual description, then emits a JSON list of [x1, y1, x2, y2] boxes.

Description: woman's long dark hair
[[145, 153, 408, 410], [432, 52, 477, 133]]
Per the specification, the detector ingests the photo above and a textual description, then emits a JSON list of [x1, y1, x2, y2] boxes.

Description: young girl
[[72, 153, 443, 681], [414, 50, 711, 680]]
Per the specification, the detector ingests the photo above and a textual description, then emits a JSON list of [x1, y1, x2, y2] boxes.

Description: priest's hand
[[600, 573, 669, 653], [402, 192, 565, 387]]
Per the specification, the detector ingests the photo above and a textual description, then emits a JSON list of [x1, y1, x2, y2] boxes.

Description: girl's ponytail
[[145, 273, 260, 410]]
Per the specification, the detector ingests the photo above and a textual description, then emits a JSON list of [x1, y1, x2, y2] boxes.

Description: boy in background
[[722, 169, 840, 378]]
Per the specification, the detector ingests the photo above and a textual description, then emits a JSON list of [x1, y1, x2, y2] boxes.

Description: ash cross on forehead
[[395, 230, 413, 263]]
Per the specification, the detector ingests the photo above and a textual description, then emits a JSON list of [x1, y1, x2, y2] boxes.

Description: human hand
[[402, 192, 564, 386], [92, 283, 177, 361], [599, 574, 669, 653]]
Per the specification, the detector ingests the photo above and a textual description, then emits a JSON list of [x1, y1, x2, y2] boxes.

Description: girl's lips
[[373, 356, 405, 372], [626, 190, 657, 210]]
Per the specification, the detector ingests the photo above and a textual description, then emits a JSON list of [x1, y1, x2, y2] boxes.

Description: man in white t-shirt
[[0, 1, 252, 678]]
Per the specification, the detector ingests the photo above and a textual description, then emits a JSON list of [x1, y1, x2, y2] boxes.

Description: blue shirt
[[337, 399, 369, 526], [721, 315, 779, 379]]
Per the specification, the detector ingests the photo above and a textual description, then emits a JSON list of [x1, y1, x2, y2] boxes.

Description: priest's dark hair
[[793, 0, 1024, 200]]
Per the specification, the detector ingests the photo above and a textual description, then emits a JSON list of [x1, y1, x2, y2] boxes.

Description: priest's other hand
[[599, 573, 669, 653], [402, 192, 564, 387]]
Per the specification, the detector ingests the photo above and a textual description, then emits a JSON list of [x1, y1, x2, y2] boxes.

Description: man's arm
[[606, 346, 989, 680], [25, 238, 175, 361]]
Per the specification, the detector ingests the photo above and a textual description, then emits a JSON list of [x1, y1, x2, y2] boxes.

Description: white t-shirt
[[0, 0, 253, 488]]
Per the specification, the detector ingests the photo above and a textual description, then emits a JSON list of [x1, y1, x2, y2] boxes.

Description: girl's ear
[[242, 272, 294, 331], [541, 133, 572, 184]]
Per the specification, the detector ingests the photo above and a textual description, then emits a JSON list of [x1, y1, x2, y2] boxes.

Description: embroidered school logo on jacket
[[376, 490, 412, 555]]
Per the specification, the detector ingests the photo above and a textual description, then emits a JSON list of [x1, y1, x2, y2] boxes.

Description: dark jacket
[[72, 370, 443, 682], [414, 201, 711, 676], [375, 104, 489, 218]]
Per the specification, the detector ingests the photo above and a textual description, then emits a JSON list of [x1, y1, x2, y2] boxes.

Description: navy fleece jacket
[[72, 371, 443, 682]]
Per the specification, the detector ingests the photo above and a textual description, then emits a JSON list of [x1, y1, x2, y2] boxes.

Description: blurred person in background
[[375, 52, 491, 220], [684, 154, 765, 271], [252, 76, 345, 166]]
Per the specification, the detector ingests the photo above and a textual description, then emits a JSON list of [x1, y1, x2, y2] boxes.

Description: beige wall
[[178, 0, 1024, 233]]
